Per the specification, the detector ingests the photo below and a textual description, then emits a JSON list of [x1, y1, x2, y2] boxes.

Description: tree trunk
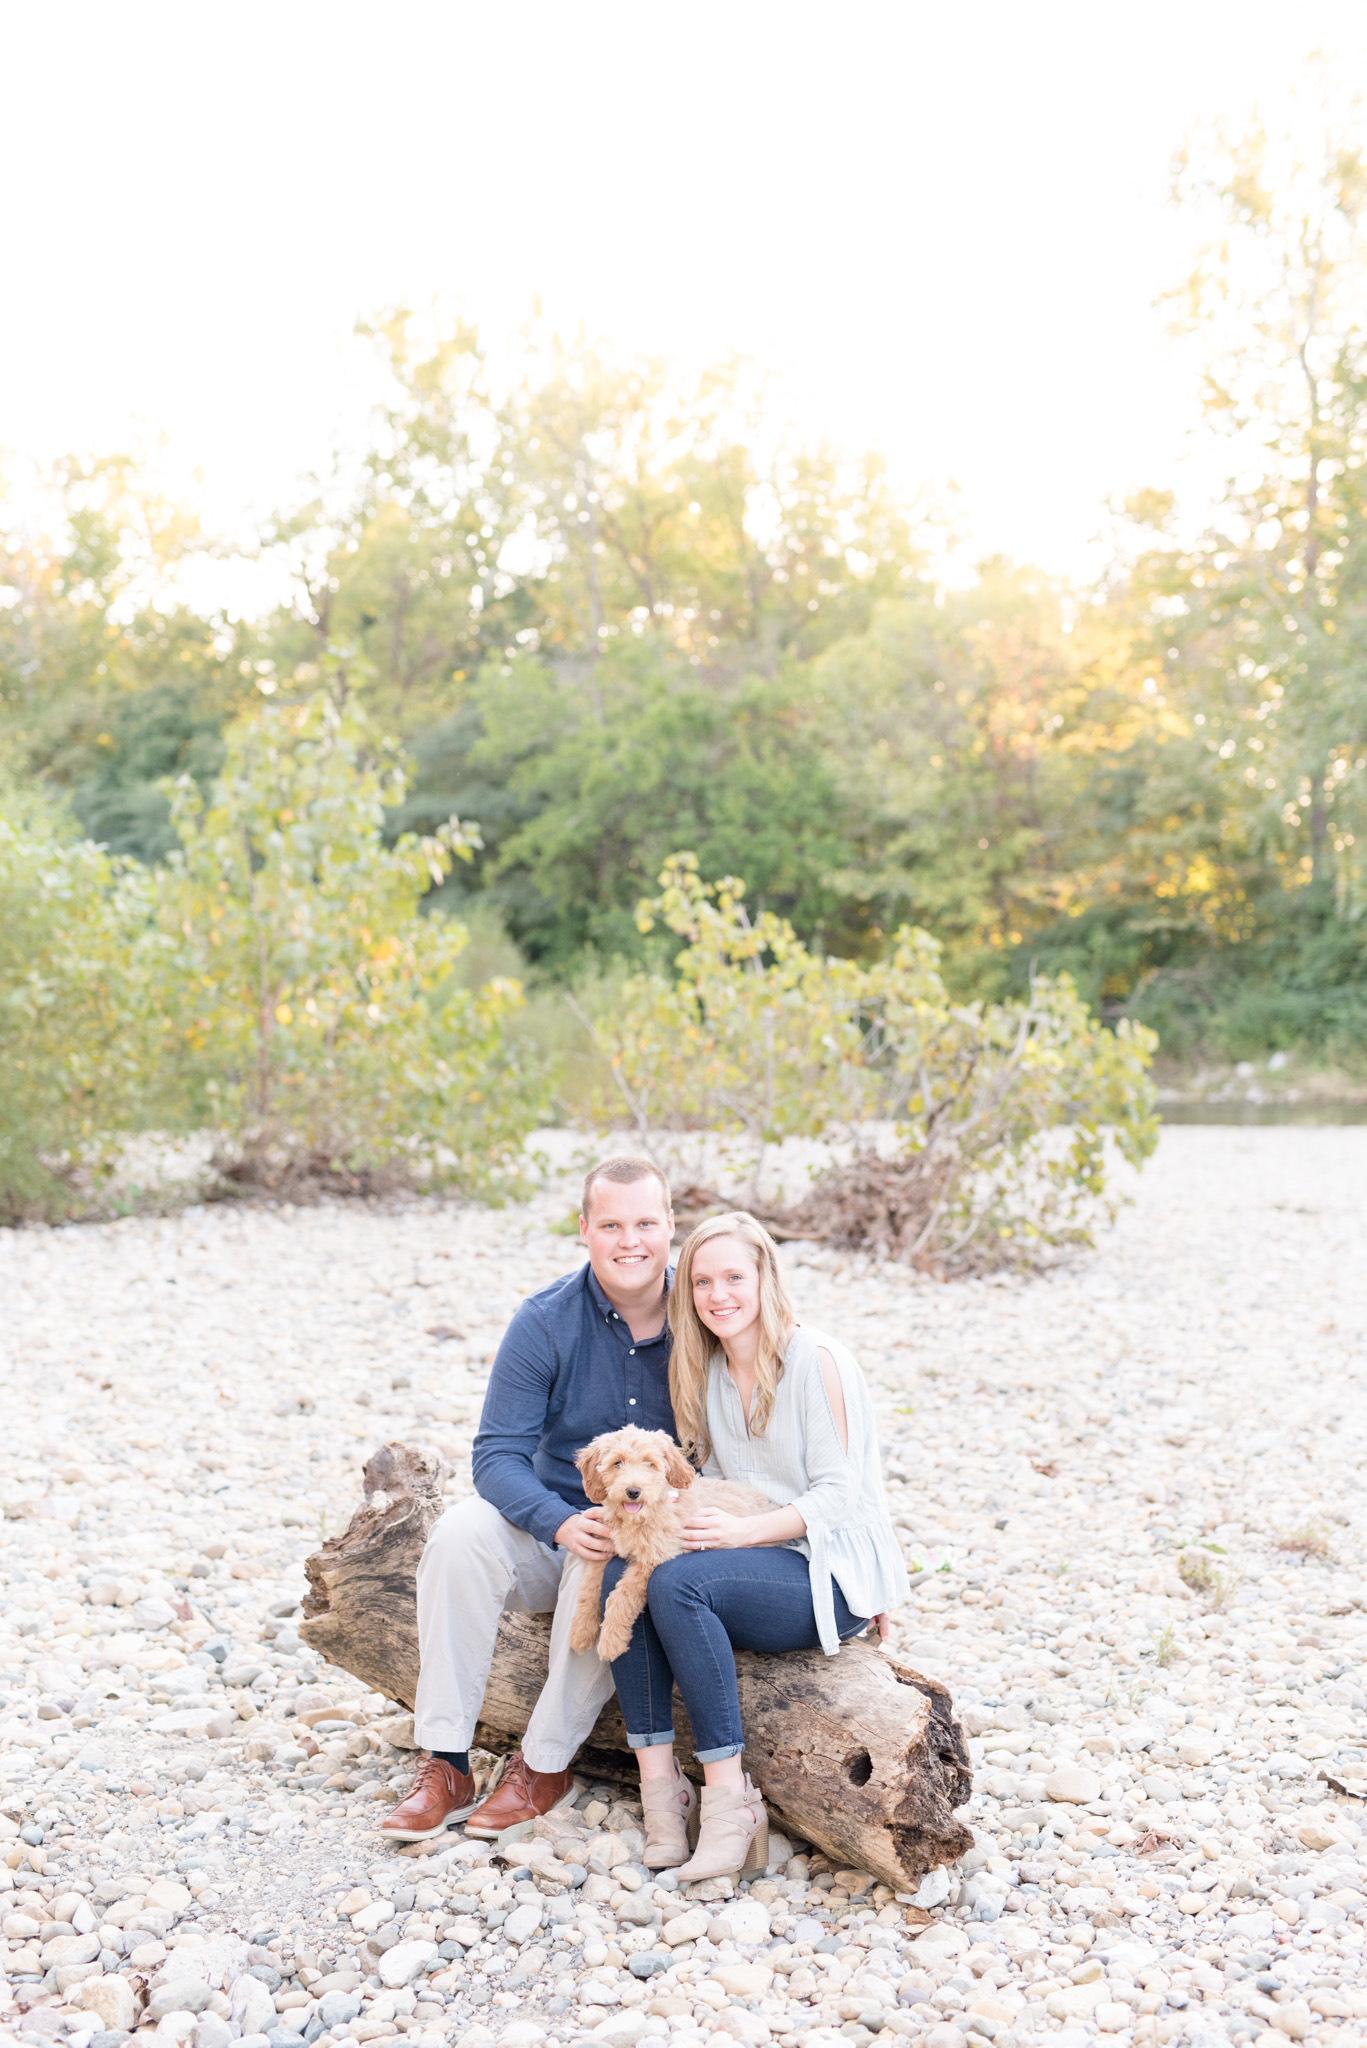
[[300, 1442, 973, 1889]]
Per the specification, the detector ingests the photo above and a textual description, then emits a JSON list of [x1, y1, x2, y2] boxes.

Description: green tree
[[0, 454, 237, 795], [248, 315, 529, 726], [249, 317, 926, 732], [491, 328, 923, 667], [467, 640, 863, 967], [148, 687, 548, 1189], [0, 781, 154, 1219], [801, 567, 1198, 1002], [1159, 100, 1367, 903]]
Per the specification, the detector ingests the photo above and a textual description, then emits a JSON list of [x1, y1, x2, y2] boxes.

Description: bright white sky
[[4, 0, 1367, 598]]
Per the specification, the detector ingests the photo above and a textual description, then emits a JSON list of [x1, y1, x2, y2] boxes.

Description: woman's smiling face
[[689, 1233, 762, 1343]]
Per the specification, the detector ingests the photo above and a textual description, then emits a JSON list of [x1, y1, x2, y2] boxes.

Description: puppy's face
[[577, 1426, 694, 1515]]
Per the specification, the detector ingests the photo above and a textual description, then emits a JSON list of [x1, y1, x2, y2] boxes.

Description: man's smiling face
[[580, 1176, 673, 1310]]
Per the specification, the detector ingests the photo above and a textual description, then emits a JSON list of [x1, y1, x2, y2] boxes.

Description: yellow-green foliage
[[0, 696, 550, 1218], [0, 786, 153, 1218], [588, 854, 1158, 1261], [145, 691, 548, 1187], [875, 929, 1160, 1259], [598, 854, 877, 1143]]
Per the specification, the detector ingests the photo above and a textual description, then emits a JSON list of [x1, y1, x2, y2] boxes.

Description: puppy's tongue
[[622, 1502, 643, 1513]]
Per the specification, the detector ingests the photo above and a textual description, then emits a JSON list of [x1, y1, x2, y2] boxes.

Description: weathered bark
[[299, 1441, 445, 1703], [301, 1442, 973, 1888], [475, 1608, 974, 1885]]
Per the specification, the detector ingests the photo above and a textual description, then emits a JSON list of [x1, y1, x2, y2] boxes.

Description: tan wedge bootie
[[675, 1773, 768, 1881], [639, 1759, 700, 1869]]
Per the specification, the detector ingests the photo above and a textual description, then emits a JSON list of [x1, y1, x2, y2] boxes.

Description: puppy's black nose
[[625, 1487, 641, 1500]]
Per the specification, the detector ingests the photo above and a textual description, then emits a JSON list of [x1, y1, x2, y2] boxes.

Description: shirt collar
[[585, 1260, 673, 1334]]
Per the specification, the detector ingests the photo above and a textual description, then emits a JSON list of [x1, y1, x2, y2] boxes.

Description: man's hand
[[554, 1507, 616, 1562]]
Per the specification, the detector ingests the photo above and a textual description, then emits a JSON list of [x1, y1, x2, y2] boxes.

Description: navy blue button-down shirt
[[471, 1260, 675, 1548]]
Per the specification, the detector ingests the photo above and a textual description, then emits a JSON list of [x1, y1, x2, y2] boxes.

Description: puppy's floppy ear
[[663, 1440, 697, 1491], [577, 1441, 608, 1505]]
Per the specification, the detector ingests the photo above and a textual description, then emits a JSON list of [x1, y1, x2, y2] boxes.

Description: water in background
[[1160, 1100, 1367, 1125]]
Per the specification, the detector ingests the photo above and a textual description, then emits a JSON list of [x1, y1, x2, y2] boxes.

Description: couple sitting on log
[[383, 1154, 908, 1881]]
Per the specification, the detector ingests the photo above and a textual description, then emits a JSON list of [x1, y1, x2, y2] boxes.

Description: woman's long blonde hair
[[669, 1211, 796, 1464]]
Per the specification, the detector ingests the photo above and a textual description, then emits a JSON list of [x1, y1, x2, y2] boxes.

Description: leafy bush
[[584, 855, 1158, 1269], [146, 691, 549, 1192], [0, 787, 153, 1219], [787, 966, 1158, 1270], [583, 854, 875, 1148], [0, 697, 551, 1219], [1125, 892, 1367, 1071]]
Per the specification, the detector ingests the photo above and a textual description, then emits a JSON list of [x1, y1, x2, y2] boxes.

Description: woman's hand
[[681, 1505, 764, 1551], [866, 1612, 891, 1641]]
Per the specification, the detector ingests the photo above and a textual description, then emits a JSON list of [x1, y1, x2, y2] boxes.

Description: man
[[383, 1155, 676, 1841]]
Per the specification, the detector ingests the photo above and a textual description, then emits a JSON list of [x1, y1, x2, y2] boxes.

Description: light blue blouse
[[701, 1323, 908, 1654]]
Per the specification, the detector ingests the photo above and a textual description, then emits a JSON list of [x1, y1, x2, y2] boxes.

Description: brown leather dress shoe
[[463, 1752, 578, 1837], [380, 1755, 479, 1842]]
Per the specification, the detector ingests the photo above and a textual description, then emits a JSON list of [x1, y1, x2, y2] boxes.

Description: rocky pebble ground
[[0, 1128, 1365, 2048]]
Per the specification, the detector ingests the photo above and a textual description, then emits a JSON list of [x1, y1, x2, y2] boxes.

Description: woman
[[600, 1211, 907, 1879]]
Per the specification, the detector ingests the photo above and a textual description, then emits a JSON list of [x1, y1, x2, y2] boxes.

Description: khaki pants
[[412, 1495, 615, 1772]]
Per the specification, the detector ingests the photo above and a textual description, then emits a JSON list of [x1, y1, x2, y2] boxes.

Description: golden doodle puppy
[[569, 1425, 768, 1661]]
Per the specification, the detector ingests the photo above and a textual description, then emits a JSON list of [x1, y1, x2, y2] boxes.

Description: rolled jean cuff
[[695, 1742, 745, 1763], [627, 1729, 676, 1749]]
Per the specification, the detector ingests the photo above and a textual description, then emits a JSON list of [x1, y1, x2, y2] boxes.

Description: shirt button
[[629, 1348, 636, 1356], [629, 1398, 637, 1406]]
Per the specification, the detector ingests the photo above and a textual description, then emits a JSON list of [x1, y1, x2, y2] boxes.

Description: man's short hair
[[581, 1155, 673, 1220]]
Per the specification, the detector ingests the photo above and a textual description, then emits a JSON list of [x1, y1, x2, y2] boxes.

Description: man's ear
[[577, 1441, 608, 1505], [663, 1441, 696, 1491]]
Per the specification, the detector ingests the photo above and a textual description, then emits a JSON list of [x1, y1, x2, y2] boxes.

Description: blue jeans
[[602, 1547, 867, 1762]]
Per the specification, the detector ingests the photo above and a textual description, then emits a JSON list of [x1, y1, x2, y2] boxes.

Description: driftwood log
[[301, 1442, 972, 1889]]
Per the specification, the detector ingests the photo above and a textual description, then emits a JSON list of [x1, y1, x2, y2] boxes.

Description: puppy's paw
[[596, 1617, 632, 1662], [568, 1613, 600, 1654]]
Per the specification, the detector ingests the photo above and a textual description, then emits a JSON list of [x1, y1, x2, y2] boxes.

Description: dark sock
[[433, 1749, 471, 1776]]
